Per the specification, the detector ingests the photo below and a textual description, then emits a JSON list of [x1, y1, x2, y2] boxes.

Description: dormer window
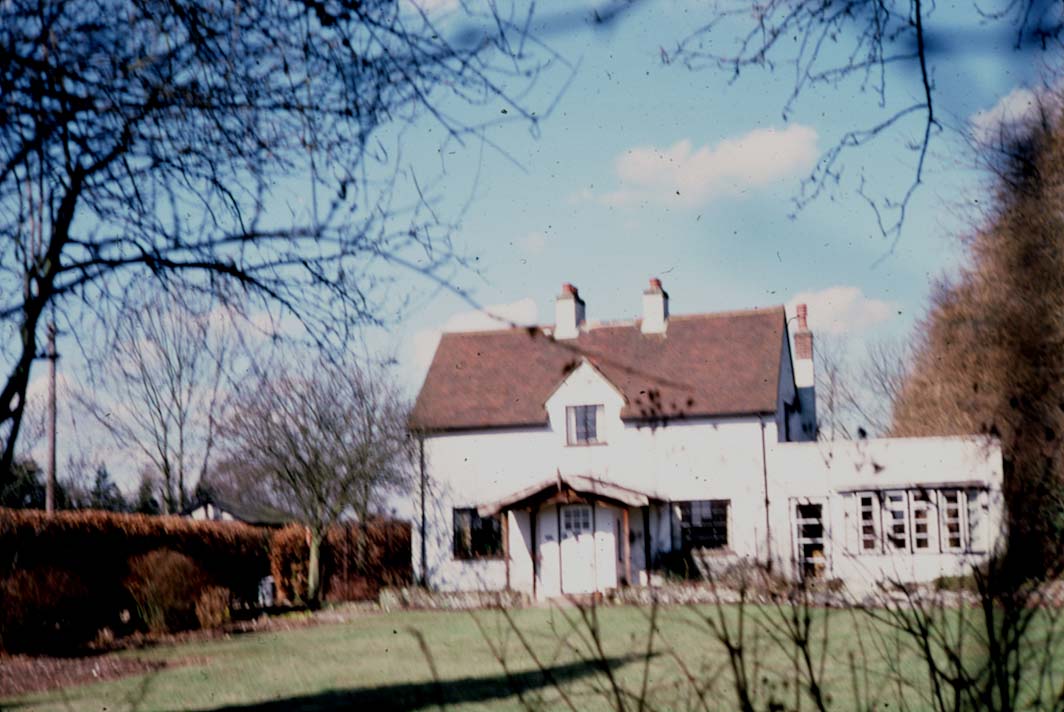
[[567, 404, 604, 445]]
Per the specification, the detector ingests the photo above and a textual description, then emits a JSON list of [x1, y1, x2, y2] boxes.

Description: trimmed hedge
[[270, 520, 411, 604], [0, 508, 270, 652], [0, 509, 412, 653]]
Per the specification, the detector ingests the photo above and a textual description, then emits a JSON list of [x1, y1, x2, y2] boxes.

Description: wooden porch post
[[557, 505, 564, 594], [622, 508, 632, 586], [642, 505, 652, 587], [530, 505, 538, 600], [502, 510, 510, 591]]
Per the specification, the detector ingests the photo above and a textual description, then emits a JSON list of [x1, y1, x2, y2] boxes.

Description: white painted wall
[[186, 503, 237, 522], [412, 356, 1005, 597]]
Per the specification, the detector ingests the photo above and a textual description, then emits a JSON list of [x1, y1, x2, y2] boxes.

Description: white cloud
[[411, 298, 539, 376], [970, 86, 1042, 143], [594, 125, 819, 208], [787, 286, 896, 335]]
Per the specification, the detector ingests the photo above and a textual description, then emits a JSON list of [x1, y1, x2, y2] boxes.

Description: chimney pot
[[641, 278, 669, 334], [555, 283, 585, 339]]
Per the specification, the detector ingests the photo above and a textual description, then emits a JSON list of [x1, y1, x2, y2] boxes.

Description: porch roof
[[477, 474, 661, 517]]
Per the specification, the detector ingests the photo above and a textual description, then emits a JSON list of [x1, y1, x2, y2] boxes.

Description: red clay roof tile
[[410, 306, 786, 431]]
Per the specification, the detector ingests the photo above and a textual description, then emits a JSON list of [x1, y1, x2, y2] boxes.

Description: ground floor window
[[675, 499, 729, 550], [452, 508, 503, 560], [794, 500, 826, 578], [848, 488, 989, 555]]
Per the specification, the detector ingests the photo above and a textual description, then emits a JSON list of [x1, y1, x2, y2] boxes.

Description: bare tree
[[814, 333, 857, 441], [0, 0, 559, 488], [674, 0, 1058, 242], [816, 333, 910, 440], [76, 295, 231, 513], [221, 355, 411, 603]]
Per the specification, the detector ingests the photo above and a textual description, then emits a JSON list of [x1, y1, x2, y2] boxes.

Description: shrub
[[0, 507, 271, 652], [195, 586, 232, 629], [269, 525, 310, 604], [125, 549, 207, 634], [0, 567, 92, 654], [270, 520, 411, 604]]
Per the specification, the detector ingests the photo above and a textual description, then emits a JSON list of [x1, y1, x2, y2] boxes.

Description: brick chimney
[[792, 302, 817, 438], [554, 283, 585, 339], [641, 278, 669, 334], [793, 303, 814, 388]]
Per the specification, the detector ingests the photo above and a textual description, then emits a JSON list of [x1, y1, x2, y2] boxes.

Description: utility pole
[[45, 320, 57, 514]]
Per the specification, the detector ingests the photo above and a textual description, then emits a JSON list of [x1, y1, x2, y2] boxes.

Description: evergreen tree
[[89, 465, 126, 512]]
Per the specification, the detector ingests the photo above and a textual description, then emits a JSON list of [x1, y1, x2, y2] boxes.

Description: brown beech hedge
[[269, 520, 411, 604], [0, 509, 411, 653], [0, 508, 270, 652]]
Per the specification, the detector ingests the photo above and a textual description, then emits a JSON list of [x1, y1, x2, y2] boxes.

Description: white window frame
[[792, 497, 829, 579], [883, 490, 910, 552], [966, 488, 989, 554], [566, 404, 604, 445], [854, 491, 881, 554], [909, 489, 938, 552], [939, 489, 966, 552]]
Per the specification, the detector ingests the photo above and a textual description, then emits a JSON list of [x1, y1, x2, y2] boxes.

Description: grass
[[3, 602, 1063, 711]]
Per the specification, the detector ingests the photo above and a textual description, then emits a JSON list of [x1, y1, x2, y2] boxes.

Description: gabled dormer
[[544, 359, 625, 446]]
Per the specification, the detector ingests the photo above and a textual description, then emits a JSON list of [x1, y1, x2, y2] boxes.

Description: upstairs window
[[567, 404, 604, 445], [677, 499, 729, 550], [453, 508, 502, 560]]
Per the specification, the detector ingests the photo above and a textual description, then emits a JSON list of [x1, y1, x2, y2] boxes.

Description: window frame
[[883, 490, 910, 553], [793, 498, 828, 579], [566, 404, 605, 446], [966, 488, 989, 554], [939, 489, 966, 553], [849, 487, 989, 556], [909, 488, 937, 552], [675, 499, 730, 551], [452, 507, 504, 561], [855, 491, 881, 554]]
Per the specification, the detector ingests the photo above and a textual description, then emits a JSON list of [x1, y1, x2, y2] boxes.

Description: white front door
[[561, 505, 596, 594]]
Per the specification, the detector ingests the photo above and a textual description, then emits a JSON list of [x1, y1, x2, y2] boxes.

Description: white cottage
[[409, 280, 1004, 598]]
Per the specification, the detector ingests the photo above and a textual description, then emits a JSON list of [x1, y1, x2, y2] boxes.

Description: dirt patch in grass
[[0, 653, 209, 697]]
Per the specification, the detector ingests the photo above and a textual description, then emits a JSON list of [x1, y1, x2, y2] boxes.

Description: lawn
[[2, 602, 1060, 711]]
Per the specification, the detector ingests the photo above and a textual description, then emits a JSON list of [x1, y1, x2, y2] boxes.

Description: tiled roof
[[409, 306, 786, 431]]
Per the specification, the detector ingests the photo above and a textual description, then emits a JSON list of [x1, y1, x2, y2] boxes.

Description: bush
[[125, 549, 207, 634], [270, 520, 411, 604], [195, 586, 232, 629], [0, 508, 270, 652], [0, 567, 92, 654]]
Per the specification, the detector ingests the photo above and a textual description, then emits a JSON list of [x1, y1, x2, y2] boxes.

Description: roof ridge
[[438, 305, 784, 338]]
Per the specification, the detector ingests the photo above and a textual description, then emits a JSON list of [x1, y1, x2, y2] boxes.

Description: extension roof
[[410, 306, 787, 432]]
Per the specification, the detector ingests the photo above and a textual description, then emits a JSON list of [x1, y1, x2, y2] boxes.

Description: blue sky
[[31, 0, 1048, 492], [368, 0, 1045, 395]]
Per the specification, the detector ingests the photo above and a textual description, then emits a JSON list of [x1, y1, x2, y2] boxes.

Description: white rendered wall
[[413, 359, 780, 593], [412, 360, 1005, 594], [763, 437, 1005, 589]]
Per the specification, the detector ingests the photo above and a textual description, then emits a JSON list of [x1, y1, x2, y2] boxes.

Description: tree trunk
[[307, 529, 324, 607]]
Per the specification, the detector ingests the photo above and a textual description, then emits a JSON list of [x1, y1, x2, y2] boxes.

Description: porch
[[477, 474, 662, 599]]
